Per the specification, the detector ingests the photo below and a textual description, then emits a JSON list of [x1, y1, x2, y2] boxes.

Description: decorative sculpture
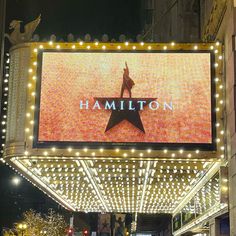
[[5, 15, 41, 45]]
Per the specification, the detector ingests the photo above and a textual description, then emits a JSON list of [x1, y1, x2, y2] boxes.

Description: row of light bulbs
[[0, 53, 10, 155], [35, 40, 221, 51]]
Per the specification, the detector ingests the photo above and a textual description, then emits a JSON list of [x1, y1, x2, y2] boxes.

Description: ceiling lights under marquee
[[2, 41, 227, 214], [10, 156, 214, 213]]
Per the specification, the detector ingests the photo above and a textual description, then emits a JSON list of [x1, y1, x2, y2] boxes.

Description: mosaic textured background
[[38, 52, 212, 143]]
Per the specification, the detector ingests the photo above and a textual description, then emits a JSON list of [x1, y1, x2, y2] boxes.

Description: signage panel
[[34, 51, 215, 150]]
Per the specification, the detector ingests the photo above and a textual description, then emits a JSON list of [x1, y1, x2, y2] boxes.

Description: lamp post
[[18, 223, 27, 236]]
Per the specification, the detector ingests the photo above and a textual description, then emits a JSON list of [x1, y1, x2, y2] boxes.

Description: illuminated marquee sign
[[34, 50, 216, 150]]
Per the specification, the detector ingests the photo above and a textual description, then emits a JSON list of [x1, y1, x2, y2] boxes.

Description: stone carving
[[201, 0, 227, 41], [5, 15, 41, 45]]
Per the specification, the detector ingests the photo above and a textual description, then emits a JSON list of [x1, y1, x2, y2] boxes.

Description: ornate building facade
[[141, 0, 200, 42], [143, 0, 236, 235]]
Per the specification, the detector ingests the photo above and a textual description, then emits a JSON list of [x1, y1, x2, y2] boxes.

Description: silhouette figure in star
[[120, 62, 135, 98]]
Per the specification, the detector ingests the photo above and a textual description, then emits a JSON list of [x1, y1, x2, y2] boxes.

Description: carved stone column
[[209, 218, 220, 236], [5, 44, 31, 157]]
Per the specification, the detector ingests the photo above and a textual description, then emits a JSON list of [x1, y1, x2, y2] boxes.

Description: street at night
[[0, 1, 234, 236]]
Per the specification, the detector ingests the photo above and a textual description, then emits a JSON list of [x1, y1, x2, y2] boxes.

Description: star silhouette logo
[[95, 62, 156, 133], [94, 98, 156, 133]]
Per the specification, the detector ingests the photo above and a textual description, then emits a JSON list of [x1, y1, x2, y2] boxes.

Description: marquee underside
[[5, 156, 216, 214]]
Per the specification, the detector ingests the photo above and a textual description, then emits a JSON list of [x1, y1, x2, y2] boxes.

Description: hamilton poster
[[98, 214, 111, 236], [114, 214, 125, 236], [36, 51, 213, 147]]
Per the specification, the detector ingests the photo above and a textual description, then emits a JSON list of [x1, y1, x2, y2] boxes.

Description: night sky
[[5, 0, 142, 40], [1, 0, 142, 231]]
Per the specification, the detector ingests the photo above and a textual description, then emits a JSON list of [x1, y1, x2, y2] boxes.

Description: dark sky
[[1, 0, 143, 230], [0, 163, 64, 229], [6, 0, 142, 40]]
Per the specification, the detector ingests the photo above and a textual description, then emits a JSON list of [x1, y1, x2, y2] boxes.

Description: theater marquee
[[4, 42, 224, 160], [2, 42, 224, 212]]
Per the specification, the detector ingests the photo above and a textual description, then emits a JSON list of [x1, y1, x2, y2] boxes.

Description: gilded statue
[[5, 15, 41, 45]]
